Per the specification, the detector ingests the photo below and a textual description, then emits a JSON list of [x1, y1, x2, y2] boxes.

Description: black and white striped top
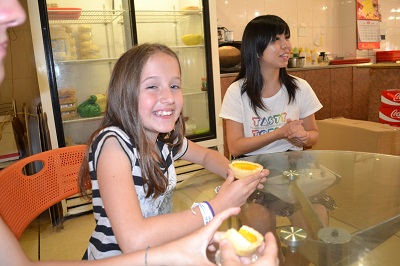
[[85, 126, 188, 260]]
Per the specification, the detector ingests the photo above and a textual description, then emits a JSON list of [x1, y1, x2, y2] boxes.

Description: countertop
[[220, 62, 400, 77]]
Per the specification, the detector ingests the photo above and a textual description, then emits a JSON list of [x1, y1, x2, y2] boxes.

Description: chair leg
[[37, 217, 40, 260]]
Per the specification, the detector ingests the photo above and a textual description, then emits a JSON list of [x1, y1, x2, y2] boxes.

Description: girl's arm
[[180, 140, 230, 178], [1, 209, 250, 266], [98, 137, 265, 254], [56, 208, 242, 266], [180, 140, 267, 214]]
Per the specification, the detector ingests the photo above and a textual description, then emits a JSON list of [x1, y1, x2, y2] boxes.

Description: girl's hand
[[212, 169, 267, 211]]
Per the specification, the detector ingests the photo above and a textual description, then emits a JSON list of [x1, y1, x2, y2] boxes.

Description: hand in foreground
[[218, 231, 279, 266], [156, 207, 242, 266]]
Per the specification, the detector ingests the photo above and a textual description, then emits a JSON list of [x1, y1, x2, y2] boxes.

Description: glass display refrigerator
[[27, 0, 223, 216]]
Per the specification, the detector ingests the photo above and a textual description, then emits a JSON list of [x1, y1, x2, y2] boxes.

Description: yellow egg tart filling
[[220, 225, 264, 257], [228, 160, 263, 179]]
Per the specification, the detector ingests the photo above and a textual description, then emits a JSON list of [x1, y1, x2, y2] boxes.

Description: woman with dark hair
[[220, 15, 334, 265], [220, 15, 321, 157]]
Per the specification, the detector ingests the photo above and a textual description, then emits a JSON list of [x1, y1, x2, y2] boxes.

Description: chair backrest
[[0, 145, 90, 239]]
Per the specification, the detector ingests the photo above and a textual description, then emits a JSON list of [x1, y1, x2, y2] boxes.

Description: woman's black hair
[[235, 15, 298, 116]]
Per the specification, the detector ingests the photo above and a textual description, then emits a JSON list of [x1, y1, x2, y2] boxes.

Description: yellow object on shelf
[[94, 93, 107, 113], [181, 34, 203, 45]]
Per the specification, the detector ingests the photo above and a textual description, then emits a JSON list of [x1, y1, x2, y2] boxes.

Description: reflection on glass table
[[172, 150, 400, 265]]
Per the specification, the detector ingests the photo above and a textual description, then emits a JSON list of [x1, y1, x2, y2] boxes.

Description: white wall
[[216, 0, 400, 62]]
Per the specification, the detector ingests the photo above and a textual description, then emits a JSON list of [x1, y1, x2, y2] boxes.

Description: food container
[[325, 53, 338, 61], [47, 8, 82, 20], [287, 57, 305, 68], [376, 50, 400, 63], [218, 45, 241, 68]]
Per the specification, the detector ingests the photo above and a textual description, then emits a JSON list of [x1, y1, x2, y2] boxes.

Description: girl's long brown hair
[[79, 43, 185, 199]]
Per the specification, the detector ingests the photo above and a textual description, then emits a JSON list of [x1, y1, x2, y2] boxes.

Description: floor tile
[[19, 225, 39, 261], [39, 213, 95, 260]]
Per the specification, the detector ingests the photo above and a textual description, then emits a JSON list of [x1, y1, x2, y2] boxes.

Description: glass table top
[[173, 150, 400, 265]]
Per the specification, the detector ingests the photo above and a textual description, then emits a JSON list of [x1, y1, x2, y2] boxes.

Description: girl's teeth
[[156, 111, 172, 116]]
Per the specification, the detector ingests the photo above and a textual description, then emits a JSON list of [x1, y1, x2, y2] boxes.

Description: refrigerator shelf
[[55, 58, 119, 64], [135, 10, 201, 23], [54, 47, 204, 65], [48, 9, 124, 25], [183, 89, 207, 96], [172, 45, 204, 50], [62, 116, 103, 125]]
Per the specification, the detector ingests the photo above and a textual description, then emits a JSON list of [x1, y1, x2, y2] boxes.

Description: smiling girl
[[78, 43, 267, 260]]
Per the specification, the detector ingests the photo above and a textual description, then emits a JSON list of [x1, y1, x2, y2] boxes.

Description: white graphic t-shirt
[[220, 76, 322, 155]]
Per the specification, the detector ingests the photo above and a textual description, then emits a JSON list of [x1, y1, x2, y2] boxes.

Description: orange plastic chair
[[0, 145, 91, 239]]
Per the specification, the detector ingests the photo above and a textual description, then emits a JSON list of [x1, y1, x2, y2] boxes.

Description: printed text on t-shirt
[[251, 112, 287, 136]]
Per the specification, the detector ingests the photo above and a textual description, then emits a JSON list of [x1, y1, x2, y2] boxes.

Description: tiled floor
[[19, 172, 400, 265], [20, 211, 95, 261]]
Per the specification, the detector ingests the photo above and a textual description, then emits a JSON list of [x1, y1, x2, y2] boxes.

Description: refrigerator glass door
[[134, 0, 216, 141], [46, 0, 133, 146], [43, 0, 216, 147]]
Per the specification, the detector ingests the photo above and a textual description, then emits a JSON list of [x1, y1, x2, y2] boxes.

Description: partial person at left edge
[[0, 0, 26, 82], [0, 1, 278, 266]]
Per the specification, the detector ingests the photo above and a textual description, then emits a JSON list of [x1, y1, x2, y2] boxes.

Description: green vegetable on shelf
[[77, 95, 102, 118]]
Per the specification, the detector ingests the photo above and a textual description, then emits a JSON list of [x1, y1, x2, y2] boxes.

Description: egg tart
[[228, 160, 263, 179], [220, 225, 264, 257]]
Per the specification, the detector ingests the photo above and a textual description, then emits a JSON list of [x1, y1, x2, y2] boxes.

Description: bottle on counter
[[305, 47, 311, 66], [318, 52, 324, 64], [311, 49, 319, 65], [292, 47, 299, 58], [299, 47, 306, 58], [299, 47, 306, 66], [318, 52, 329, 66]]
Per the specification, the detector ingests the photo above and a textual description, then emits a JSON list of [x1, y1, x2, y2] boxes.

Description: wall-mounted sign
[[356, 0, 381, 50]]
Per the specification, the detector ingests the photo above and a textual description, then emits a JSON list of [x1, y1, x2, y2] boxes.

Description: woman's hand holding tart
[[220, 225, 264, 257]]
